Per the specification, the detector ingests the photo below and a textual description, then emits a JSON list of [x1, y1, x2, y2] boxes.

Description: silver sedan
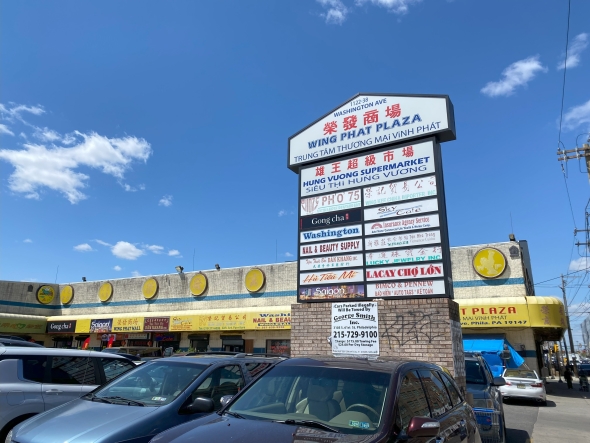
[[499, 369, 546, 405]]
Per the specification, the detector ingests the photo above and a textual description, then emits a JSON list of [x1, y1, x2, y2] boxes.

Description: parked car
[[465, 352, 506, 443], [149, 355, 480, 443], [499, 368, 546, 405], [102, 346, 163, 358], [8, 353, 284, 443], [0, 338, 43, 348], [0, 347, 136, 441]]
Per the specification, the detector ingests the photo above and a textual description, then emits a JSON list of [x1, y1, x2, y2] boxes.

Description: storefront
[[0, 313, 47, 344], [458, 296, 566, 374]]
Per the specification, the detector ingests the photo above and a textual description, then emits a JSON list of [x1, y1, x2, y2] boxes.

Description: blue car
[[8, 353, 282, 443]]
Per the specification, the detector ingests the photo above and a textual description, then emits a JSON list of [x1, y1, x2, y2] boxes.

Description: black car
[[150, 355, 480, 443], [0, 338, 43, 347]]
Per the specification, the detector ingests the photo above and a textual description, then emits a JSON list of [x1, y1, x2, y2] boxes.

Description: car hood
[[151, 415, 377, 443], [14, 399, 159, 443]]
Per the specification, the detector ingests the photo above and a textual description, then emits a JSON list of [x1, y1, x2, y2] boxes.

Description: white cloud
[[562, 99, 590, 131], [317, 0, 349, 24], [131, 270, 141, 277], [95, 239, 113, 247], [0, 103, 152, 204], [285, 252, 294, 257], [111, 241, 144, 260], [481, 56, 547, 97], [558, 33, 589, 70], [355, 0, 422, 15], [0, 124, 14, 136], [74, 243, 94, 252], [168, 249, 181, 257], [113, 265, 122, 271], [278, 210, 287, 217], [146, 244, 164, 254], [159, 195, 173, 207], [569, 257, 590, 272], [23, 238, 32, 243]]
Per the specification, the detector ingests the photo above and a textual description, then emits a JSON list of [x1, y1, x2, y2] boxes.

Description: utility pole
[[560, 274, 579, 375], [557, 141, 590, 183]]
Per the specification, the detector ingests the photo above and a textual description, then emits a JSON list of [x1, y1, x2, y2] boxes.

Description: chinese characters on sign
[[143, 317, 170, 332]]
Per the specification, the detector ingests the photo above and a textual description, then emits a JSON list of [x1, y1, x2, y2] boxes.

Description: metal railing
[[473, 408, 504, 443]]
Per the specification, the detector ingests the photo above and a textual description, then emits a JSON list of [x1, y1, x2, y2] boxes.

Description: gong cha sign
[[289, 93, 456, 303]]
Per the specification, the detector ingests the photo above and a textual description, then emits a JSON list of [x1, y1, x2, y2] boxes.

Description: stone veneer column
[[291, 298, 466, 393]]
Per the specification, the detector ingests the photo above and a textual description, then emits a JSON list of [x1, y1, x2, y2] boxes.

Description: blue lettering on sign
[[302, 227, 360, 240]]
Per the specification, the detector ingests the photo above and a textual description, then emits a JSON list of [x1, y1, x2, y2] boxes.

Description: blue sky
[[1, 1, 589, 342]]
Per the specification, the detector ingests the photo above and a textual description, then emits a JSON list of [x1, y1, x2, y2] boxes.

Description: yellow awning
[[47, 306, 292, 333], [458, 296, 566, 329], [0, 313, 47, 334]]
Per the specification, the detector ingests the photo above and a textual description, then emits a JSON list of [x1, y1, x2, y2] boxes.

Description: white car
[[499, 368, 546, 405]]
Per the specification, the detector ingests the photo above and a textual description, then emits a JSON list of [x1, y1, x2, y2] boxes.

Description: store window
[[266, 339, 291, 356], [189, 334, 210, 352]]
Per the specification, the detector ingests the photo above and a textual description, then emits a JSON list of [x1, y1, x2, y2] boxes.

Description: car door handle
[[44, 389, 63, 394]]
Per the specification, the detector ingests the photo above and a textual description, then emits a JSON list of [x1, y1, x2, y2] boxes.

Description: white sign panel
[[300, 141, 435, 197], [364, 175, 437, 207], [366, 246, 443, 266], [300, 254, 363, 271], [331, 302, 379, 356], [366, 263, 444, 281], [300, 269, 364, 285], [367, 280, 446, 298], [289, 94, 452, 169], [365, 214, 440, 236], [300, 239, 363, 257], [364, 198, 438, 221], [300, 190, 361, 216], [300, 224, 362, 243], [365, 230, 441, 250]]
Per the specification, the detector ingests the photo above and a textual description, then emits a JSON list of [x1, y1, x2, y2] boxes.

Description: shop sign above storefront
[[37, 285, 55, 304], [47, 320, 76, 334], [0, 316, 46, 334], [472, 248, 507, 279]]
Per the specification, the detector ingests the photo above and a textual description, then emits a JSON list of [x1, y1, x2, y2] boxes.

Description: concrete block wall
[[0, 281, 60, 315], [291, 298, 466, 392]]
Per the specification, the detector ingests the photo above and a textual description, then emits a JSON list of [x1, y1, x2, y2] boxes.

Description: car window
[[94, 361, 206, 406], [49, 356, 94, 385], [244, 362, 272, 379], [190, 365, 245, 410], [0, 355, 47, 382], [503, 370, 537, 379], [418, 370, 453, 417], [465, 360, 487, 385], [480, 358, 494, 382], [396, 370, 431, 433], [100, 357, 136, 382], [438, 372, 463, 406]]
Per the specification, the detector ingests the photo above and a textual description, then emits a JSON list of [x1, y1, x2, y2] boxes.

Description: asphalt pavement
[[503, 398, 539, 443]]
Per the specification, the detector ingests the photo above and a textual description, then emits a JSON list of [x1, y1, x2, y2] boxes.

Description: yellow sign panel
[[460, 303, 528, 328], [142, 278, 159, 299], [246, 312, 291, 330], [98, 282, 113, 302], [0, 318, 46, 333], [528, 302, 566, 329], [190, 274, 208, 296], [245, 268, 265, 293], [473, 248, 506, 278], [112, 317, 144, 332], [199, 313, 247, 331], [75, 319, 91, 333], [169, 316, 197, 331], [37, 285, 55, 304], [60, 285, 74, 304]]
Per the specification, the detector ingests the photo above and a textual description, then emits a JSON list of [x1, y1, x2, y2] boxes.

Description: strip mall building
[[0, 239, 565, 373]]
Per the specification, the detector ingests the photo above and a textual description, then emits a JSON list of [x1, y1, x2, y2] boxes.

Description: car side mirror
[[406, 417, 440, 438], [492, 377, 506, 387], [219, 395, 233, 408], [184, 397, 215, 414]]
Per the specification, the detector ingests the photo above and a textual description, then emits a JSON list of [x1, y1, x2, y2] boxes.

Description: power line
[[534, 265, 590, 286], [557, 0, 571, 146]]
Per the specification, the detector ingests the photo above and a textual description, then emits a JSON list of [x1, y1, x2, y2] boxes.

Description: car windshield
[[503, 370, 537, 379], [465, 360, 487, 385], [91, 361, 206, 406], [227, 365, 391, 435]]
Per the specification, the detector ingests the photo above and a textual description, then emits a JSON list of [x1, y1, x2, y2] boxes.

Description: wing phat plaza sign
[[289, 93, 456, 304]]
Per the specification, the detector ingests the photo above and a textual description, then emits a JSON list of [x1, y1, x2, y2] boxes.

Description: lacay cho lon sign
[[289, 94, 455, 171], [331, 302, 379, 356], [291, 93, 455, 302]]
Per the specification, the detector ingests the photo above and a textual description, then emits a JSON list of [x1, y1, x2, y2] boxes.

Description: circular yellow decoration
[[98, 282, 113, 302], [37, 285, 55, 304], [60, 285, 74, 304], [245, 268, 265, 293], [142, 278, 159, 299], [473, 248, 507, 279], [189, 273, 208, 296]]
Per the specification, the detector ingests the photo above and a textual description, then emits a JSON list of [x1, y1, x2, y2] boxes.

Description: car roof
[[0, 347, 131, 359], [273, 355, 442, 373], [158, 354, 285, 365], [0, 338, 44, 347]]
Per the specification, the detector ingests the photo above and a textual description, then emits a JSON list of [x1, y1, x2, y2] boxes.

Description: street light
[[175, 266, 184, 273]]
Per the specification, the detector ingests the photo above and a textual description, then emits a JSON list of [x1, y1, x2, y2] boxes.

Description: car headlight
[[472, 398, 495, 409], [4, 430, 13, 443]]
